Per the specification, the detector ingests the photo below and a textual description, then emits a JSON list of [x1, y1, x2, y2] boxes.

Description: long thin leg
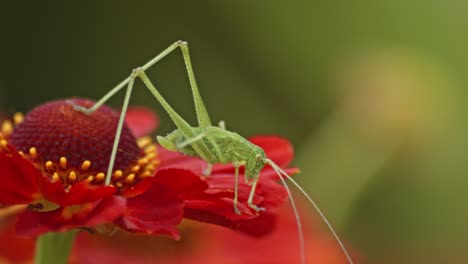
[[178, 43, 212, 128], [173, 129, 223, 176], [72, 41, 211, 129], [176, 132, 207, 149], [203, 164, 213, 176], [72, 41, 181, 114], [68, 41, 215, 179], [135, 69, 213, 162], [246, 177, 265, 212], [105, 76, 135, 185], [233, 162, 241, 215]]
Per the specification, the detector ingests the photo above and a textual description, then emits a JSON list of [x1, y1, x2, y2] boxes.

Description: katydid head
[[245, 147, 267, 181], [157, 135, 177, 151], [156, 130, 184, 152]]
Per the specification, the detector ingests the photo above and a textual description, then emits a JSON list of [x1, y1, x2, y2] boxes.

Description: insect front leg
[[247, 176, 265, 212]]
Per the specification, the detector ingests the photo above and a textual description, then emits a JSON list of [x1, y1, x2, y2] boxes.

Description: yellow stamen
[[18, 151, 25, 156], [137, 137, 152, 148], [13, 112, 24, 125], [115, 182, 123, 188], [81, 160, 91, 171], [60, 157, 67, 169], [125, 173, 135, 183], [86, 175, 94, 183], [138, 158, 149, 166], [141, 170, 153, 178], [69, 171, 77, 181], [146, 152, 157, 160], [45, 161, 54, 170], [1, 121, 13, 136], [131, 165, 141, 173], [0, 139, 7, 148], [29, 147, 37, 159], [145, 165, 156, 172], [96, 172, 105, 181], [52, 172, 60, 182], [145, 145, 156, 153], [113, 170, 123, 179]]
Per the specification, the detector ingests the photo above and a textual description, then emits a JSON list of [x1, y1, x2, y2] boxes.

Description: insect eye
[[255, 154, 263, 162]]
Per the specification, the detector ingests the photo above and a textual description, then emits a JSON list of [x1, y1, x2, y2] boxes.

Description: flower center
[[2, 98, 158, 189]]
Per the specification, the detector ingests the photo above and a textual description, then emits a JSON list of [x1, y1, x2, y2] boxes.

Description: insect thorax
[[159, 126, 266, 176]]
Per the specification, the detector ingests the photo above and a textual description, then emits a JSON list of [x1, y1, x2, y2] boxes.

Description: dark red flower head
[[7, 99, 157, 190]]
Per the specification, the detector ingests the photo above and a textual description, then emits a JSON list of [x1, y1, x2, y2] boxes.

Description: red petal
[[204, 174, 263, 205], [257, 178, 289, 209], [16, 196, 126, 236], [204, 173, 288, 210], [157, 147, 207, 174], [116, 184, 183, 239], [125, 107, 159, 137], [184, 206, 277, 237], [42, 180, 117, 206], [230, 211, 278, 237], [0, 217, 35, 263], [122, 168, 208, 198], [185, 198, 256, 220], [249, 136, 294, 167], [152, 169, 208, 197], [0, 147, 42, 206]]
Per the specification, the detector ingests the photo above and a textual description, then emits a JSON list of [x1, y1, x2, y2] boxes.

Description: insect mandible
[[69, 41, 353, 264]]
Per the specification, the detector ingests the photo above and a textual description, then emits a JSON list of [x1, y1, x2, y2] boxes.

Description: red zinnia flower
[[0, 98, 296, 240]]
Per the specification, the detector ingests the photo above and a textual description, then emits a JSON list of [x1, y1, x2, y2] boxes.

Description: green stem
[[35, 231, 77, 264]]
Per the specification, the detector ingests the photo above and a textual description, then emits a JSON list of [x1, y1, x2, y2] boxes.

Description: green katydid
[[69, 41, 353, 264]]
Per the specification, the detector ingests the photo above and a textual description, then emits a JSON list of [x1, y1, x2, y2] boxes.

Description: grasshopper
[[70, 41, 353, 264]]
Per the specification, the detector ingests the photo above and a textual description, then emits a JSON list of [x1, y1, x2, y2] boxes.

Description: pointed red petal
[[0, 147, 42, 206], [157, 147, 207, 174], [125, 107, 159, 137], [122, 168, 208, 198], [152, 169, 208, 197], [184, 206, 277, 237], [116, 184, 183, 239], [42, 180, 117, 206], [16, 196, 126, 236]]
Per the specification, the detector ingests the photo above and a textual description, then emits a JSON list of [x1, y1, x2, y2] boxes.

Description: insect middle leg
[[233, 161, 244, 215]]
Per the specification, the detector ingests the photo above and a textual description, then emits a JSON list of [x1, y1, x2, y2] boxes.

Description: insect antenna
[[265, 159, 354, 264], [268, 160, 305, 264]]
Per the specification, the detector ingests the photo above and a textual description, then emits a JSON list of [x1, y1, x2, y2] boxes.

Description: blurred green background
[[1, 1, 467, 263]]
